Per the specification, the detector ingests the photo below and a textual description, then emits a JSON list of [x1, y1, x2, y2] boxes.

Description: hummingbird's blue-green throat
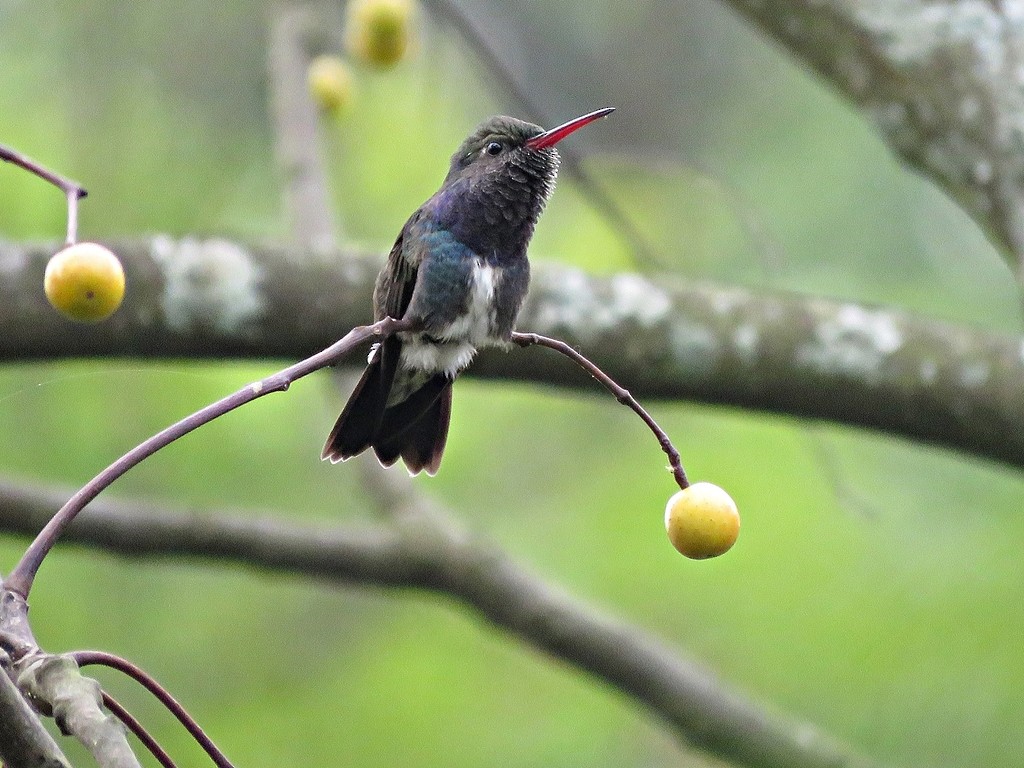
[[323, 108, 615, 475]]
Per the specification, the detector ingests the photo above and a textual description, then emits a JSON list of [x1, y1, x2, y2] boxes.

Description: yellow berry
[[345, 0, 416, 68], [308, 55, 356, 113], [664, 482, 739, 560], [44, 242, 125, 323]]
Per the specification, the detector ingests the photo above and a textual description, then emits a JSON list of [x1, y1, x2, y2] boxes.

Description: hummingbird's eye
[[484, 141, 503, 156]]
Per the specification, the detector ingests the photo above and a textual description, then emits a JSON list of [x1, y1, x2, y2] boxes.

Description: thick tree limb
[[18, 655, 141, 768], [1, 236, 1021, 471], [0, 480, 886, 768], [721, 0, 1024, 284], [0, 649, 70, 768]]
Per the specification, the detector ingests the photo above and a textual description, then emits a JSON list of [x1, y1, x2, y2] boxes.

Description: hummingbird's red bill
[[525, 107, 615, 150]]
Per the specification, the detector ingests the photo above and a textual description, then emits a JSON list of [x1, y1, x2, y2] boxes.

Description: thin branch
[[0, 145, 87, 203], [418, 0, 658, 264], [0, 145, 86, 246], [511, 331, 689, 488], [75, 653, 233, 768], [0, 482, 885, 768], [803, 428, 879, 519], [3, 315, 412, 599], [101, 692, 178, 768]]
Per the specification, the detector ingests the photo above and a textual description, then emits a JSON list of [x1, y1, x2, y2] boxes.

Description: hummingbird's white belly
[[401, 260, 504, 378]]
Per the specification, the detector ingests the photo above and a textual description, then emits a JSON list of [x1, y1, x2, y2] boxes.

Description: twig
[[4, 315, 413, 599], [511, 331, 688, 489], [419, 0, 658, 264], [75, 652, 233, 768], [803, 428, 879, 519], [0, 144, 86, 246], [0, 145, 86, 202], [101, 692, 178, 768]]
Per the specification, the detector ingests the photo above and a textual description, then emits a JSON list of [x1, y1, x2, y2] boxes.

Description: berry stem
[[511, 331, 689, 490], [65, 189, 82, 246], [0, 143, 87, 245]]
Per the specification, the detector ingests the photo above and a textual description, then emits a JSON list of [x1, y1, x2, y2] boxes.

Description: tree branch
[[0, 480, 885, 768], [1, 236, 1021, 472], [0, 649, 70, 768], [267, 3, 339, 250], [0, 144, 86, 247], [18, 654, 141, 768], [720, 0, 1024, 285]]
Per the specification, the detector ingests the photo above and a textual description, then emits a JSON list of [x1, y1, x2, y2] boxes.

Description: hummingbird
[[322, 107, 615, 475]]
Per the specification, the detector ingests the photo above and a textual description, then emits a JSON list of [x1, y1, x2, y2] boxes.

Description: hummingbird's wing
[[323, 222, 416, 464], [373, 213, 423, 323], [324, 212, 452, 474]]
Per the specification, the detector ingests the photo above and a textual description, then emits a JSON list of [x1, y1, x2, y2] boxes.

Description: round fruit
[[308, 55, 355, 113], [44, 242, 125, 323], [345, 0, 416, 68], [664, 483, 740, 559]]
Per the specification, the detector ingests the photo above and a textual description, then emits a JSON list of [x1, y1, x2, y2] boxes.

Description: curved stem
[[5, 316, 410, 598], [102, 691, 178, 768], [76, 651, 233, 768], [0, 143, 87, 245], [511, 331, 689, 489], [0, 144, 87, 200]]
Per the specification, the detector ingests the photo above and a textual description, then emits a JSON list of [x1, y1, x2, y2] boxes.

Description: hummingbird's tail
[[322, 339, 452, 476], [372, 375, 451, 475]]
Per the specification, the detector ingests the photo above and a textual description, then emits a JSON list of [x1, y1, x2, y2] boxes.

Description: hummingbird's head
[[445, 116, 556, 196], [435, 109, 614, 251]]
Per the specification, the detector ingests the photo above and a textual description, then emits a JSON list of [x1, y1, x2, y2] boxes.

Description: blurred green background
[[2, 1, 1023, 766]]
